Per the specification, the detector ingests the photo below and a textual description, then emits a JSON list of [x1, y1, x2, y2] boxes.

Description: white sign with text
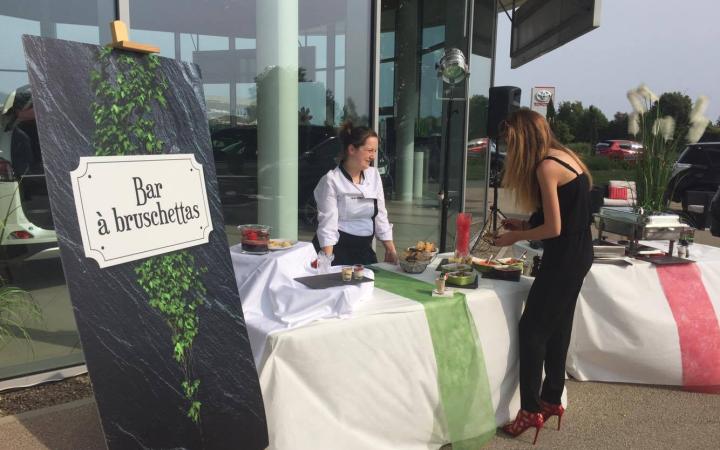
[[70, 154, 213, 268]]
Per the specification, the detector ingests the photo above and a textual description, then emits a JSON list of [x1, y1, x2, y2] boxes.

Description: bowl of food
[[398, 241, 438, 273], [446, 270, 476, 286], [439, 263, 472, 273]]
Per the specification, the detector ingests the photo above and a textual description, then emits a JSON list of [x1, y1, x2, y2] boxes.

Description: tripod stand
[[470, 137, 507, 252]]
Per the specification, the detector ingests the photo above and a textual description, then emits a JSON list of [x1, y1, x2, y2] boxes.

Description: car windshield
[[678, 146, 711, 165]]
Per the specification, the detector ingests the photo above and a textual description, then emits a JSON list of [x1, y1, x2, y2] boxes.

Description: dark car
[[212, 124, 392, 226], [667, 142, 720, 202]]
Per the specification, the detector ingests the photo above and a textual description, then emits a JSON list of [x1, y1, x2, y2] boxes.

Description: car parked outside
[[0, 86, 58, 263], [667, 142, 720, 202], [595, 140, 643, 161]]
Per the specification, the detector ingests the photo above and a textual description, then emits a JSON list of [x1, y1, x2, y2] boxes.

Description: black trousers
[[519, 234, 593, 412], [312, 231, 377, 266]]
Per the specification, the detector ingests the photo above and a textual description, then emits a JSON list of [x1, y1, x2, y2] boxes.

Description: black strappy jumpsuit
[[519, 156, 594, 412]]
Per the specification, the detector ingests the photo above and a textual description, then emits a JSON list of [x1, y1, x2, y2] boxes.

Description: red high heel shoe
[[540, 399, 565, 430], [501, 409, 544, 445]]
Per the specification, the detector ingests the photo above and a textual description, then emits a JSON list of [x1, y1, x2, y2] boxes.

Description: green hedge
[[582, 155, 634, 171], [566, 142, 592, 156]]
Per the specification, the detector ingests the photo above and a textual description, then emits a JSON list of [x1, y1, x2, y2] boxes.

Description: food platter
[[268, 239, 297, 251]]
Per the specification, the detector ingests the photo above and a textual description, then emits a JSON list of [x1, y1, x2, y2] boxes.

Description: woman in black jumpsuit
[[493, 110, 593, 444]]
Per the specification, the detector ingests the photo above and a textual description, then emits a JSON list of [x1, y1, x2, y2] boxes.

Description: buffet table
[[232, 242, 538, 450], [513, 241, 720, 391]]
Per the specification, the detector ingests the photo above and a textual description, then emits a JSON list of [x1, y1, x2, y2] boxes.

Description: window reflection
[[129, 0, 372, 243], [464, 0, 496, 232], [0, 0, 114, 380]]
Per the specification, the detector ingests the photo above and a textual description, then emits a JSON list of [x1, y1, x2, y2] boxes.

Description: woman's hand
[[501, 218, 527, 231], [493, 231, 520, 247], [384, 250, 398, 264], [383, 241, 398, 264]]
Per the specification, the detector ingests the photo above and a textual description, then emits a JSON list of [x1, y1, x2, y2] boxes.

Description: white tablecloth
[[231, 242, 374, 366], [513, 240, 720, 387], [234, 248, 537, 449]]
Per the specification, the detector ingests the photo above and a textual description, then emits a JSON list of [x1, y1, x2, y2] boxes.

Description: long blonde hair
[[501, 109, 592, 211]]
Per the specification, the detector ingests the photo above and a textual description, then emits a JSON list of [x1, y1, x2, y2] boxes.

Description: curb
[[0, 397, 96, 425]]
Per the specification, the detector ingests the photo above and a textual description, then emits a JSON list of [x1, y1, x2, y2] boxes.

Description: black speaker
[[487, 86, 521, 139]]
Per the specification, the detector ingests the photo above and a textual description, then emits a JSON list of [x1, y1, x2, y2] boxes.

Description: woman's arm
[[494, 161, 562, 246], [314, 176, 340, 255], [373, 172, 397, 262], [382, 240, 398, 263]]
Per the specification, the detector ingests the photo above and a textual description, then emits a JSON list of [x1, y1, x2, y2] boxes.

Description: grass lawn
[[590, 169, 636, 186]]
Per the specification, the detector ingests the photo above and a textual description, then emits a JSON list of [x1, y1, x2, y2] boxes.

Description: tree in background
[[646, 91, 692, 143], [701, 122, 720, 142], [546, 97, 556, 124], [552, 120, 574, 144], [557, 100, 585, 135], [707, 116, 720, 141], [601, 112, 630, 141], [575, 105, 608, 147]]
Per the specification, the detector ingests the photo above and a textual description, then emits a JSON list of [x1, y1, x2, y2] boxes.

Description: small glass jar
[[352, 264, 364, 280], [435, 276, 446, 294], [677, 245, 687, 258], [341, 266, 353, 281]]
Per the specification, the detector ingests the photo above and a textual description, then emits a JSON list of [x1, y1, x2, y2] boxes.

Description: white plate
[[268, 239, 297, 251]]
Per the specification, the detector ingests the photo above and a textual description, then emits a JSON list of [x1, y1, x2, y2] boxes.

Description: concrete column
[[229, 37, 237, 127], [256, 0, 299, 239], [344, 0, 371, 121], [40, 0, 56, 39], [413, 151, 424, 200], [326, 24, 336, 123], [394, 0, 419, 202], [97, 0, 114, 44]]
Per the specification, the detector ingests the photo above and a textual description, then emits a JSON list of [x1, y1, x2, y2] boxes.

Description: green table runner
[[371, 267, 496, 449]]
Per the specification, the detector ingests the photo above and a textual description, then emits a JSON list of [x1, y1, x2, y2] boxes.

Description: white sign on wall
[[531, 86, 556, 117], [70, 154, 213, 268]]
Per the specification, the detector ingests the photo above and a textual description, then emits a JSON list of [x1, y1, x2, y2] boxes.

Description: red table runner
[[657, 264, 720, 393]]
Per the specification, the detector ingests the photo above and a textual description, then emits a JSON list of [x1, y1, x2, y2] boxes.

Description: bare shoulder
[[546, 149, 584, 174], [536, 158, 561, 176]]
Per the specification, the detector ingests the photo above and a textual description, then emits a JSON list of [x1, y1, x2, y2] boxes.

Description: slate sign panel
[[23, 35, 268, 450]]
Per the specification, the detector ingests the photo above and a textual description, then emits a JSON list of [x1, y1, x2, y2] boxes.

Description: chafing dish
[[595, 207, 691, 255]]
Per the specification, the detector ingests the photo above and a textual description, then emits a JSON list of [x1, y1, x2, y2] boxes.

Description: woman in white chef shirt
[[312, 122, 398, 265]]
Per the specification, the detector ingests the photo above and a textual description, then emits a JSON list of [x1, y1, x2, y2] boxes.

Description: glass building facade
[[0, 0, 496, 381]]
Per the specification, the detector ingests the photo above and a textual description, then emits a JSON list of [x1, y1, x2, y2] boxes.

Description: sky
[[493, 0, 720, 122]]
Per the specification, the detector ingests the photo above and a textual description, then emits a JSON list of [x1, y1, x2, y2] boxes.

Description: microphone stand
[[438, 83, 455, 253]]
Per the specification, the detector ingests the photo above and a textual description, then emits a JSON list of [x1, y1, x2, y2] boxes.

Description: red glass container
[[455, 212, 472, 258]]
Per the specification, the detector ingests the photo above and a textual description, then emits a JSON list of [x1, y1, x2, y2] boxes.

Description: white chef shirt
[[314, 165, 393, 248]]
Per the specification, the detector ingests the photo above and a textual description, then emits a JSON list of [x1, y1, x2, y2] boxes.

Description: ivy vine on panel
[[90, 47, 207, 424]]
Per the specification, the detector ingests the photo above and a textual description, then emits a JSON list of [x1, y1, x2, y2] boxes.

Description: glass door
[[378, 0, 488, 255]]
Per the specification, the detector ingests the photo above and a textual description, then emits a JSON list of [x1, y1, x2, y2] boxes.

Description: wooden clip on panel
[[108, 20, 160, 54]]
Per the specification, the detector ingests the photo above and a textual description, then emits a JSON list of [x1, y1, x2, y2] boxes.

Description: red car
[[595, 140, 643, 161]]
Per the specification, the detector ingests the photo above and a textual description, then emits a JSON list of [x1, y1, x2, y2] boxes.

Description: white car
[[0, 87, 58, 263]]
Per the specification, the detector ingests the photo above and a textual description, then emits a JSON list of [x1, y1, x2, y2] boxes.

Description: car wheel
[[300, 196, 318, 227]]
